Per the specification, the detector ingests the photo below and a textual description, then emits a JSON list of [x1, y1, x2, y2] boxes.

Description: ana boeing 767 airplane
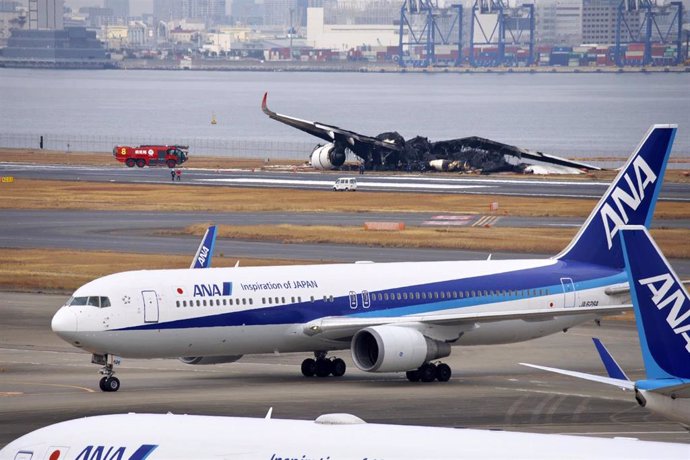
[[2, 411, 689, 459], [51, 125, 676, 392]]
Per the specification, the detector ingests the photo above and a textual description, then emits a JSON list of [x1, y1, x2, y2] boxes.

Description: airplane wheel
[[315, 359, 332, 377], [406, 370, 420, 382], [436, 363, 452, 382], [99, 376, 108, 391], [301, 358, 316, 377], [419, 363, 437, 382], [331, 358, 346, 377], [102, 377, 120, 392]]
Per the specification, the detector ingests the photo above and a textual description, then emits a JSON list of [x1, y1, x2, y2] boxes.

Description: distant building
[[307, 6, 397, 50], [154, 0, 226, 25], [536, 0, 582, 46], [230, 0, 264, 26], [0, 1, 24, 44], [30, 0, 64, 30], [105, 0, 130, 22], [190, 0, 226, 25], [582, 0, 640, 45], [0, 26, 110, 68]]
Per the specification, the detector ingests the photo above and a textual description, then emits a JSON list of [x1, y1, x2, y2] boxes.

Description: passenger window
[[434, 292, 439, 299], [328, 295, 334, 302], [268, 298, 273, 305], [402, 292, 408, 300], [182, 300, 187, 307], [440, 292, 445, 299], [176, 301, 180, 308], [203, 300, 207, 306], [396, 293, 401, 300], [421, 292, 427, 299], [298, 297, 302, 303], [242, 298, 246, 305], [310, 296, 315, 302], [222, 299, 227, 306], [249, 298, 253, 305], [384, 293, 389, 301]]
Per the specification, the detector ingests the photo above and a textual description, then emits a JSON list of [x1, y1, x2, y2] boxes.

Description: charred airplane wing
[[262, 92, 402, 169]]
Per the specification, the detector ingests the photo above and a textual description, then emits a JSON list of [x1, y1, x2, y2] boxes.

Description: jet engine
[[310, 143, 346, 170], [351, 325, 450, 373], [179, 355, 243, 365]]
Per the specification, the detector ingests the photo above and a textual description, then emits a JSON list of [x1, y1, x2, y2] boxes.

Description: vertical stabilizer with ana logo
[[620, 226, 690, 381], [556, 125, 676, 269], [190, 225, 217, 269]]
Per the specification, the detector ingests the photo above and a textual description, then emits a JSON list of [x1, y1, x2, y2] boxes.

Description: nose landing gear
[[92, 353, 121, 392], [301, 351, 346, 378]]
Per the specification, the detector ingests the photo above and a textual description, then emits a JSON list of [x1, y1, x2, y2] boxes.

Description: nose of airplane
[[51, 307, 78, 335]]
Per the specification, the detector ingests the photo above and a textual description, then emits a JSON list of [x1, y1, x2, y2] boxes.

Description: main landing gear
[[301, 351, 346, 378], [92, 353, 120, 392], [406, 362, 452, 383]]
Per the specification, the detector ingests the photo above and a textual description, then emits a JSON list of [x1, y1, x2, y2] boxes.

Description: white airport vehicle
[[333, 177, 357, 191], [2, 412, 689, 460], [50, 125, 677, 392], [522, 226, 690, 426]]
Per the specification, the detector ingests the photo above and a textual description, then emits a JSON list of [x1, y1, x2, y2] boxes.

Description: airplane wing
[[190, 225, 217, 269], [519, 362, 635, 390], [303, 304, 631, 341], [261, 92, 402, 156]]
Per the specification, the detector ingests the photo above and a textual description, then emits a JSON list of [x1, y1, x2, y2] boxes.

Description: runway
[[1, 292, 688, 449], [3, 209, 690, 275], [2, 162, 690, 200]]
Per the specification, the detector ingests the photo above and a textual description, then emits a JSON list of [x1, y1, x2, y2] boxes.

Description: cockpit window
[[68, 296, 111, 308]]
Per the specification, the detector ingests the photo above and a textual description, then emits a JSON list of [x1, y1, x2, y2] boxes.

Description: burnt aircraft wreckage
[[261, 93, 601, 174]]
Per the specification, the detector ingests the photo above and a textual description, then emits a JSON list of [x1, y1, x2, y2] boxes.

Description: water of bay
[[1, 69, 688, 159]]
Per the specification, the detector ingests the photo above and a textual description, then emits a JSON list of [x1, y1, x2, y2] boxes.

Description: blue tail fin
[[620, 225, 690, 380], [556, 125, 676, 268], [191, 225, 217, 269]]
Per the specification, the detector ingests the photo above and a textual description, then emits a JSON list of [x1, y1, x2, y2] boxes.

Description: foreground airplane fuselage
[[52, 257, 625, 358], [2, 413, 689, 460], [50, 125, 677, 389]]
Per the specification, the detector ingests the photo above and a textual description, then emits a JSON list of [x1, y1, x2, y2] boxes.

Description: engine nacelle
[[179, 355, 243, 365], [351, 325, 450, 373], [310, 143, 346, 170]]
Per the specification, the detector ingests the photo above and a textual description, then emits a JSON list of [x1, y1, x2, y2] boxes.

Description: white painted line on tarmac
[[199, 178, 492, 190]]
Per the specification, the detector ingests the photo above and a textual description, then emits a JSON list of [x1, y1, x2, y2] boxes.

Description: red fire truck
[[113, 145, 189, 168]]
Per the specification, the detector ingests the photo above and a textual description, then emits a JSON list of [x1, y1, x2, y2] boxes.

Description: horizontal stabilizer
[[520, 362, 634, 391]]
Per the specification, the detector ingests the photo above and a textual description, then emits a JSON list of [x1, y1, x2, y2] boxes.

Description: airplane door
[[142, 290, 159, 323], [349, 291, 358, 309], [361, 290, 371, 309], [560, 278, 576, 308]]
